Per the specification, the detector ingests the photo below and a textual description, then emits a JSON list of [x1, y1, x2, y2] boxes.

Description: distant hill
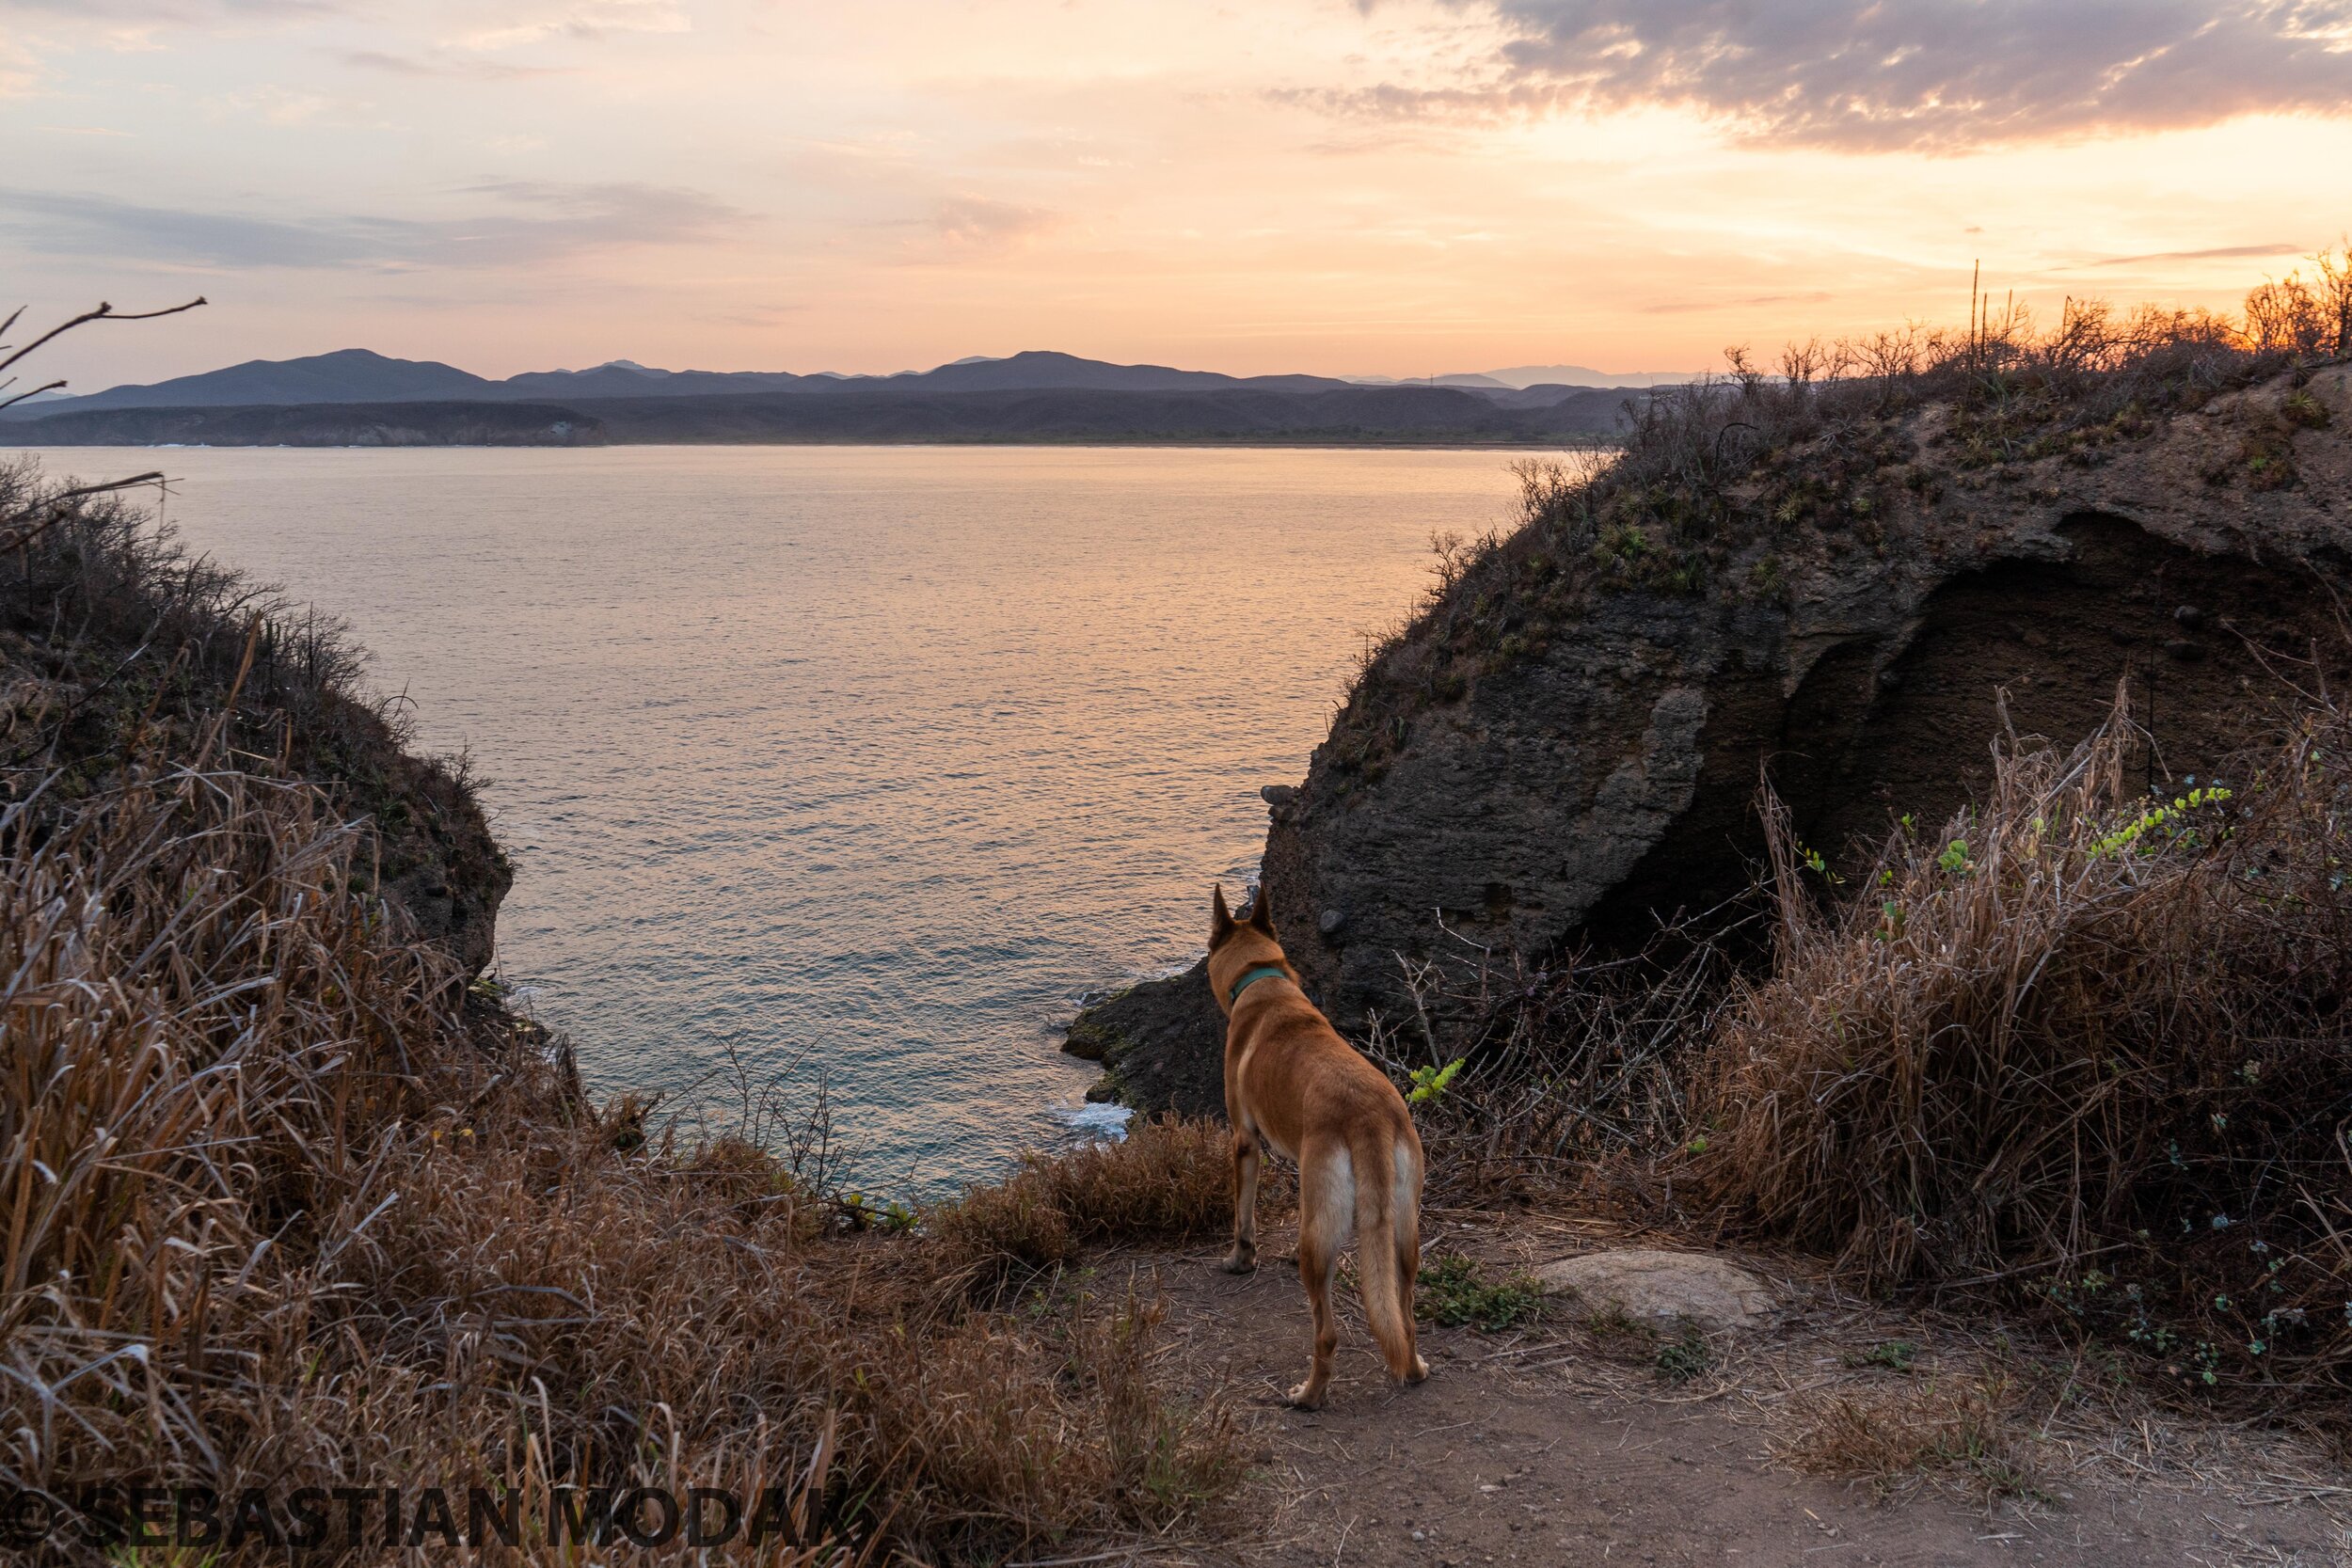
[[499, 360, 820, 400], [3, 347, 1692, 421], [573, 383, 1629, 443], [879, 350, 1349, 395], [6, 347, 1372, 419], [25, 348, 501, 413], [1350, 365, 1703, 390], [7, 383, 1641, 449], [1473, 364, 1699, 389]]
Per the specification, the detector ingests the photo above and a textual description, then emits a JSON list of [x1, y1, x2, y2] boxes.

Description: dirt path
[[1103, 1212, 2352, 1568]]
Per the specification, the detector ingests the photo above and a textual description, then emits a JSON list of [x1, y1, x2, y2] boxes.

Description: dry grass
[[0, 465, 1248, 1560], [1776, 1376, 2040, 1500], [0, 459, 508, 974], [1692, 686, 2352, 1402], [927, 1117, 1234, 1293], [0, 752, 1244, 1562], [1358, 925, 1737, 1205]]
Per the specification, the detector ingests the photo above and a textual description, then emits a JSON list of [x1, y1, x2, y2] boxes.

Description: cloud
[[2075, 242, 2309, 268], [0, 0, 341, 19], [337, 47, 571, 80], [0, 0, 342, 93], [1311, 1, 2352, 151], [448, 0, 689, 51], [930, 196, 1060, 250], [0, 181, 744, 271], [1639, 290, 1837, 315], [0, 33, 38, 96], [208, 84, 331, 123]]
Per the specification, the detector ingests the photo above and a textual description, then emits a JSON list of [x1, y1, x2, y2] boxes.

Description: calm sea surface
[[24, 446, 1532, 1193]]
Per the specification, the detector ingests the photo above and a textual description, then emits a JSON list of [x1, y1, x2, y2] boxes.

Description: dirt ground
[[1088, 1207, 2352, 1568]]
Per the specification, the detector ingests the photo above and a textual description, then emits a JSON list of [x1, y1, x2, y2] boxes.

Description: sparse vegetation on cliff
[[0, 459, 508, 974], [1326, 248, 2352, 788]]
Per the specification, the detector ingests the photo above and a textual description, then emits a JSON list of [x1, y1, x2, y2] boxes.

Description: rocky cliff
[[1073, 362, 2352, 1115], [0, 468, 510, 978]]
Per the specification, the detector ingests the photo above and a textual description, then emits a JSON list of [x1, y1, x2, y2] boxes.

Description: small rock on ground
[[1534, 1247, 1777, 1329]]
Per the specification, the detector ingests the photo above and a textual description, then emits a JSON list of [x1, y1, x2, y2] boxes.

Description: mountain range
[[3, 347, 1692, 419]]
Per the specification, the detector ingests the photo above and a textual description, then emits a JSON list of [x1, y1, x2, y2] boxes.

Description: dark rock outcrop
[[1069, 366, 2352, 1105], [1062, 968, 1226, 1118], [317, 709, 511, 980]]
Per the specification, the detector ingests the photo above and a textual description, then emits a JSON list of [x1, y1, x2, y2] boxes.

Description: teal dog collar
[[1228, 964, 1289, 1006]]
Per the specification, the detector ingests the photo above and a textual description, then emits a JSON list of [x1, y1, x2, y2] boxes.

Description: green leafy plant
[[1406, 1056, 1465, 1105], [2090, 785, 2233, 859], [841, 1191, 916, 1233], [1654, 1323, 1712, 1383], [1792, 833, 1845, 885], [1416, 1254, 1545, 1331]]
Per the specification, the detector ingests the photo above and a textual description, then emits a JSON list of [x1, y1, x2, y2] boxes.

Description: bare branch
[[0, 380, 67, 414], [0, 297, 208, 376]]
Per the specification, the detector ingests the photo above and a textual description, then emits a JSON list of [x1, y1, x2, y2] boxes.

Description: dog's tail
[[1353, 1128, 1422, 1381]]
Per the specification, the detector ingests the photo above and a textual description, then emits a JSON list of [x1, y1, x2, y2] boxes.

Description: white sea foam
[[1048, 1099, 1134, 1141]]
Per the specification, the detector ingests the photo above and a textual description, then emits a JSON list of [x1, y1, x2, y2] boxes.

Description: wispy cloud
[[0, 0, 343, 19], [336, 47, 572, 81], [0, 181, 745, 271], [206, 84, 332, 124], [930, 196, 1061, 251], [448, 0, 689, 51], [1304, 1, 2352, 151], [2074, 241, 2310, 268], [0, 34, 39, 96], [1639, 290, 1836, 315]]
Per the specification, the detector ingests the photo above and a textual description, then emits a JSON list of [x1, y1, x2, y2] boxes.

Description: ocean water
[[21, 445, 1534, 1193]]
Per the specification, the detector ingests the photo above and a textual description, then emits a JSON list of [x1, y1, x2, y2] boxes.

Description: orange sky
[[3, 0, 2347, 388]]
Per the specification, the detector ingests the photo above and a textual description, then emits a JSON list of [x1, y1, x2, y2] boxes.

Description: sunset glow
[[4, 0, 2348, 387]]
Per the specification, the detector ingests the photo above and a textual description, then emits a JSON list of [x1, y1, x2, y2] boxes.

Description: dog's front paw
[[1404, 1354, 1430, 1385], [1285, 1380, 1327, 1411], [1218, 1249, 1257, 1275]]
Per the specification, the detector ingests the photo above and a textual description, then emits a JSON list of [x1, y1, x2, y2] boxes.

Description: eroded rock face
[[1267, 367, 2352, 1027], [371, 739, 511, 980], [1068, 369, 2352, 1104]]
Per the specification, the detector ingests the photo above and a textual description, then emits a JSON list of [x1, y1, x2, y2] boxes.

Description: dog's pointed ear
[[1248, 882, 1276, 935], [1211, 883, 1235, 946]]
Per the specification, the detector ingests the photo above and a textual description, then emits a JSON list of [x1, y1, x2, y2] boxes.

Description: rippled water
[[24, 445, 1534, 1192]]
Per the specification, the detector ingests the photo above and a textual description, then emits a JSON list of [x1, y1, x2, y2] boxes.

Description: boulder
[[1534, 1249, 1777, 1330]]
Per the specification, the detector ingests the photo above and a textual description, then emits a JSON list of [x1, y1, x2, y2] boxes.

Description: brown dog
[[1208, 883, 1428, 1409]]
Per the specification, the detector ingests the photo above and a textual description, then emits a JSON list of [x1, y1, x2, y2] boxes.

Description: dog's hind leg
[[1288, 1141, 1351, 1409], [1222, 1129, 1262, 1274]]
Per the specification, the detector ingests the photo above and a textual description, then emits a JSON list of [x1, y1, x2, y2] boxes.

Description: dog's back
[[1206, 885, 1426, 1409]]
